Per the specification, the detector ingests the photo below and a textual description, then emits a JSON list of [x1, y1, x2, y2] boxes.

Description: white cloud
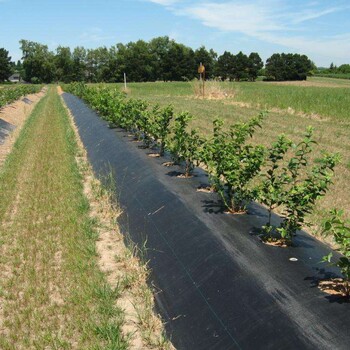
[[153, 0, 349, 64], [181, 2, 284, 35], [291, 7, 341, 24]]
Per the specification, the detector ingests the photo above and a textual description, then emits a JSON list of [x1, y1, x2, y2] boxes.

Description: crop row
[[64, 82, 350, 297], [0, 85, 42, 109]]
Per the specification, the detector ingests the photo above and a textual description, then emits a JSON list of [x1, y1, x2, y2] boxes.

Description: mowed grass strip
[[0, 88, 127, 349]]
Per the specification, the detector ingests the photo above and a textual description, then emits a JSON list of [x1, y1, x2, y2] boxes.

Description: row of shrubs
[[64, 82, 349, 297], [0, 85, 42, 108]]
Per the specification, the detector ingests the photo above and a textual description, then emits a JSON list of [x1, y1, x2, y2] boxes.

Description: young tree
[[0, 48, 13, 82]]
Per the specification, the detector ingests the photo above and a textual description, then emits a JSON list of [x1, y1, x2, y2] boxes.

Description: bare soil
[[148, 153, 160, 158], [318, 279, 350, 299]]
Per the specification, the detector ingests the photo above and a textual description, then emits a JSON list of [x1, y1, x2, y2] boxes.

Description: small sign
[[198, 64, 205, 74]]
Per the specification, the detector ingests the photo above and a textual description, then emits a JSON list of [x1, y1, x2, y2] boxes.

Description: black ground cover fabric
[[63, 93, 350, 350], [0, 118, 15, 144]]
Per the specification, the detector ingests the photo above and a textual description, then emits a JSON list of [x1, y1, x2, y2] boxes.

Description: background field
[[104, 76, 350, 232]]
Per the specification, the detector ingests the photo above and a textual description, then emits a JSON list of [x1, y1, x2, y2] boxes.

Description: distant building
[[8, 73, 21, 83]]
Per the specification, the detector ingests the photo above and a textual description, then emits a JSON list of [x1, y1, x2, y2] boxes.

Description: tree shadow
[[165, 170, 183, 177], [201, 199, 226, 214]]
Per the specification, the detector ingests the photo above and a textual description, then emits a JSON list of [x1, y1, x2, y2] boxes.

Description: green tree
[[338, 64, 350, 74], [265, 53, 313, 81], [71, 46, 87, 82], [20, 40, 55, 83], [149, 36, 172, 81], [194, 46, 217, 79], [122, 40, 154, 82], [162, 42, 195, 81], [232, 51, 249, 81], [55, 46, 73, 83], [217, 51, 235, 80], [0, 48, 13, 82], [247, 52, 263, 81]]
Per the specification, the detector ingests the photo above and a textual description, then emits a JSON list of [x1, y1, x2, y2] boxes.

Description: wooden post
[[124, 72, 127, 91], [198, 63, 206, 98], [203, 70, 205, 98]]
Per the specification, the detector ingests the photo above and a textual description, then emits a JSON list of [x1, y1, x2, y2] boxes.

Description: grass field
[[0, 88, 128, 349], [108, 77, 350, 230]]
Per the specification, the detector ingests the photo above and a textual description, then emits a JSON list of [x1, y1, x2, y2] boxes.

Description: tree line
[[0, 37, 318, 83], [315, 63, 350, 79]]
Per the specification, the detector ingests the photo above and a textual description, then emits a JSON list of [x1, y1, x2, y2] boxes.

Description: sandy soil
[[0, 89, 46, 167]]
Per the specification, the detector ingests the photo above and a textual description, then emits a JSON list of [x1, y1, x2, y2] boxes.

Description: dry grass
[[190, 79, 234, 100]]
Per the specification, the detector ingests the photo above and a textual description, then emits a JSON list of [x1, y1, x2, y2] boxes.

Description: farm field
[[102, 77, 350, 232], [0, 87, 169, 349]]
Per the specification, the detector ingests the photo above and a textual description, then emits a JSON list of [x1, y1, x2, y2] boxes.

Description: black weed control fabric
[[0, 118, 15, 144], [63, 93, 350, 350]]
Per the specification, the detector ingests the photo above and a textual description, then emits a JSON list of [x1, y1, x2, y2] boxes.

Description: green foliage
[[322, 209, 350, 298], [20, 40, 56, 83], [55, 46, 73, 83], [0, 85, 41, 108], [64, 83, 342, 249], [0, 48, 13, 82], [216, 51, 263, 81], [194, 46, 217, 79], [278, 128, 340, 242], [15, 37, 267, 83], [169, 112, 203, 177], [150, 105, 174, 156], [265, 53, 313, 81], [256, 127, 340, 243], [316, 63, 350, 79], [257, 134, 293, 236], [201, 113, 266, 212]]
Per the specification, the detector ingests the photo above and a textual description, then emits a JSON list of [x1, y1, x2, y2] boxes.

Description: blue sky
[[1, 0, 349, 67]]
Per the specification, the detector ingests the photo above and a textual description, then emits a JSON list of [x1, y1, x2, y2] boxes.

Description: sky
[[0, 0, 349, 67]]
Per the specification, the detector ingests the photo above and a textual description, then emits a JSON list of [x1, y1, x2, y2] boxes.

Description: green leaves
[[322, 210, 350, 297], [169, 112, 204, 177], [0, 85, 42, 108], [64, 83, 344, 252], [200, 113, 266, 213]]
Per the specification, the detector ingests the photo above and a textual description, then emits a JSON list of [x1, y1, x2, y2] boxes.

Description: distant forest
[[0, 36, 329, 84]]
